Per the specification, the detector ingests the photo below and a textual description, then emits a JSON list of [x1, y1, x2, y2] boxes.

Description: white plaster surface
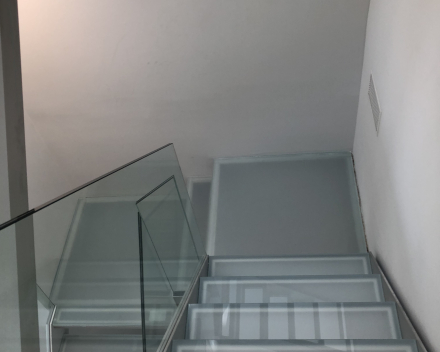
[[18, 0, 369, 198], [353, 1, 440, 350]]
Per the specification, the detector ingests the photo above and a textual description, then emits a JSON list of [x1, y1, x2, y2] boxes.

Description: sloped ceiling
[[18, 0, 370, 198]]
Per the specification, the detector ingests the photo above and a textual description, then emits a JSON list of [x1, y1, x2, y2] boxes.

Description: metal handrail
[[0, 143, 173, 231]]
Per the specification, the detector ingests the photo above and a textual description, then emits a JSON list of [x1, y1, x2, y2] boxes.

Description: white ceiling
[[18, 0, 370, 194]]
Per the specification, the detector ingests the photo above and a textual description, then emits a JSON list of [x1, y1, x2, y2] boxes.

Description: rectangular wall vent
[[368, 74, 381, 133]]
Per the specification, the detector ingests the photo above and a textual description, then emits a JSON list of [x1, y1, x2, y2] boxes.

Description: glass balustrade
[[0, 143, 206, 352]]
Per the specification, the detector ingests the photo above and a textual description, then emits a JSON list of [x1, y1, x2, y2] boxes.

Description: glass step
[[52, 260, 196, 283], [53, 305, 176, 328], [187, 303, 401, 340], [208, 153, 366, 256], [173, 340, 418, 352], [51, 279, 186, 306], [209, 255, 371, 277], [199, 275, 384, 304], [60, 335, 161, 352]]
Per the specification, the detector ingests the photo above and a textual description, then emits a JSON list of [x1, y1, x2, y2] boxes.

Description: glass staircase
[[173, 255, 417, 351], [0, 146, 426, 352]]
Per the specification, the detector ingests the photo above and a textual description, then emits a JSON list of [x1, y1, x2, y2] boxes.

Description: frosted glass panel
[[199, 275, 384, 304], [187, 303, 401, 340], [173, 340, 418, 352], [208, 153, 366, 256], [209, 255, 371, 277]]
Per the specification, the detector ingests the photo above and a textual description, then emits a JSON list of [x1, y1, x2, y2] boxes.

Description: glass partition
[[0, 143, 206, 352]]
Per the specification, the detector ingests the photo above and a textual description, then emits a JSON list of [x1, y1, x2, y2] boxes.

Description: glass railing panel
[[49, 197, 143, 328], [138, 215, 177, 339], [0, 143, 206, 352], [137, 176, 200, 294], [41, 143, 204, 330], [136, 171, 207, 352]]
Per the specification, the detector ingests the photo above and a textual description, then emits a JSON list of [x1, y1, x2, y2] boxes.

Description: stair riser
[[209, 255, 371, 277], [53, 306, 176, 328], [199, 276, 384, 303], [60, 335, 160, 352], [187, 303, 401, 340]]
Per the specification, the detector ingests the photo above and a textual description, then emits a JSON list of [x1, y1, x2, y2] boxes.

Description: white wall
[[24, 111, 78, 208], [353, 1, 440, 351], [18, 0, 370, 201], [24, 108, 83, 295]]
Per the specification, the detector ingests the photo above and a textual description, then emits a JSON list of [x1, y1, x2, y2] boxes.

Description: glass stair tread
[[199, 275, 384, 303], [172, 340, 418, 352], [60, 335, 161, 352], [54, 260, 197, 281], [208, 153, 366, 255], [187, 303, 401, 340], [52, 305, 176, 328], [209, 255, 371, 277], [51, 280, 180, 305]]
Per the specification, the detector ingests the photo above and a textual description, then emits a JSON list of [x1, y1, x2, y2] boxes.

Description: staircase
[[173, 254, 418, 352], [25, 148, 422, 352]]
